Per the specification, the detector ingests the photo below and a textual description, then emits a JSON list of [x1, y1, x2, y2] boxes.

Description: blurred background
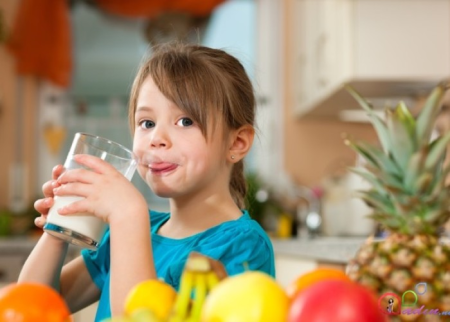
[[1, 1, 450, 318], [1, 0, 450, 284]]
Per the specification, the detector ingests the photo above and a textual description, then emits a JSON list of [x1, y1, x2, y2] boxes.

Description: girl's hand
[[34, 165, 65, 228], [52, 154, 147, 224]]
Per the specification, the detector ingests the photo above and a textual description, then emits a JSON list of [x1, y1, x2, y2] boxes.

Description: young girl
[[18, 43, 275, 321]]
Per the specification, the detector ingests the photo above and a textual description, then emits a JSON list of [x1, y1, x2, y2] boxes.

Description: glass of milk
[[43, 132, 137, 250]]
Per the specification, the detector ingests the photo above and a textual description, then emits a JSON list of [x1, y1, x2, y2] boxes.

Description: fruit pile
[[0, 254, 387, 322], [103, 253, 386, 322]]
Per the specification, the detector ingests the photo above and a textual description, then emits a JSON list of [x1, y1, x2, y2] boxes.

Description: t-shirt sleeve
[[81, 229, 111, 290], [195, 224, 275, 278]]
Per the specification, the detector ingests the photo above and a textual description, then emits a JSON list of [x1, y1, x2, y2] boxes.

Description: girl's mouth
[[148, 162, 178, 175]]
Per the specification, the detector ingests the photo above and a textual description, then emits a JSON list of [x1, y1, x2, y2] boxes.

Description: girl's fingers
[[34, 215, 46, 228], [57, 168, 96, 186], [73, 154, 117, 175], [34, 197, 54, 215], [52, 164, 65, 180], [34, 164, 64, 228], [42, 164, 64, 198], [57, 198, 91, 217], [42, 180, 61, 198], [53, 182, 91, 198]]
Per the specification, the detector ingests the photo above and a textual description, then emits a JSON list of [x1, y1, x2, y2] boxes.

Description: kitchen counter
[[0, 236, 368, 264], [271, 236, 368, 264], [0, 236, 81, 285], [0, 235, 42, 254]]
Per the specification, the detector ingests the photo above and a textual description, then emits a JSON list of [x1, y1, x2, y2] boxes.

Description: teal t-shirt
[[81, 210, 275, 322]]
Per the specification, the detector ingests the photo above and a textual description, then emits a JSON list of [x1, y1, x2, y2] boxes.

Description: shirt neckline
[[151, 210, 250, 245]]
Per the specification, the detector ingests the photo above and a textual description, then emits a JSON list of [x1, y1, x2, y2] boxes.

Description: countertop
[[271, 236, 368, 264], [0, 235, 378, 265], [0, 235, 367, 265], [0, 235, 81, 256]]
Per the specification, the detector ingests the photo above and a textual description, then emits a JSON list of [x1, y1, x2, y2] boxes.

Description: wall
[[0, 0, 37, 210], [284, 118, 377, 187]]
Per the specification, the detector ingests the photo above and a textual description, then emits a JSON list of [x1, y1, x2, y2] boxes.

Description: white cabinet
[[289, 0, 450, 117], [292, 0, 348, 115], [254, 0, 286, 185], [275, 254, 317, 288]]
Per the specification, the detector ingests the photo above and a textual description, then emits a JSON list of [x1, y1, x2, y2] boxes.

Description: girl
[[19, 43, 275, 321]]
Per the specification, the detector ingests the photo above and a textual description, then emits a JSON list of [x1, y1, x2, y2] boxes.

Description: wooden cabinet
[[0, 0, 38, 210], [289, 0, 450, 117]]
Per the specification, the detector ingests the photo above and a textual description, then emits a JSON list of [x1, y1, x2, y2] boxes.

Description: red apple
[[288, 279, 386, 322]]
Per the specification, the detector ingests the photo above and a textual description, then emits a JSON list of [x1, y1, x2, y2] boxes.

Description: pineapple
[[345, 82, 450, 321]]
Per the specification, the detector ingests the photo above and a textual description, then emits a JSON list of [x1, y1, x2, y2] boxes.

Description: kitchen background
[[1, 0, 450, 319]]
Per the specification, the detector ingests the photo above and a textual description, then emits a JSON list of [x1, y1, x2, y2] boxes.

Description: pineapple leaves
[[345, 85, 391, 154], [345, 82, 450, 235], [429, 164, 450, 197], [357, 190, 396, 214], [413, 172, 433, 194], [415, 82, 447, 146], [348, 167, 387, 195], [403, 148, 427, 190], [424, 131, 450, 170], [386, 107, 416, 169], [396, 101, 416, 137], [368, 213, 404, 230], [345, 140, 402, 178]]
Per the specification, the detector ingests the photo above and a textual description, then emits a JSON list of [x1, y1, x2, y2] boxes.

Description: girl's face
[[133, 76, 230, 199]]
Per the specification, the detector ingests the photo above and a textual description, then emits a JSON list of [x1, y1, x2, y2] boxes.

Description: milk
[[43, 133, 136, 249], [45, 196, 107, 248]]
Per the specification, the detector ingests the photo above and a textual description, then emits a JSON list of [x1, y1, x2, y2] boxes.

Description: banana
[[169, 253, 225, 322], [170, 270, 194, 322], [205, 271, 219, 290], [189, 273, 207, 322]]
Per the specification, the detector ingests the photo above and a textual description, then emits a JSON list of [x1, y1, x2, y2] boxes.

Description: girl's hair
[[128, 43, 256, 209]]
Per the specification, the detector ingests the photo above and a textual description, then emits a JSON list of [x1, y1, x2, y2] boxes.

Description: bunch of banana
[[169, 252, 226, 322], [103, 253, 224, 322]]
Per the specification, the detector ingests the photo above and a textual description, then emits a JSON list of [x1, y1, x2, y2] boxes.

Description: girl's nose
[[149, 126, 171, 148]]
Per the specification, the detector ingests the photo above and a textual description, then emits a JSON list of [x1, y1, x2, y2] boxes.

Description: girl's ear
[[228, 124, 255, 162]]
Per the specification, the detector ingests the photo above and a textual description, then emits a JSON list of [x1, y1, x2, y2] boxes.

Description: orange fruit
[[0, 282, 71, 322], [286, 267, 350, 300], [124, 279, 176, 320]]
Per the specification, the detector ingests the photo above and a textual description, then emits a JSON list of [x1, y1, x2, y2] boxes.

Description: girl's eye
[[176, 117, 194, 127], [139, 120, 155, 129]]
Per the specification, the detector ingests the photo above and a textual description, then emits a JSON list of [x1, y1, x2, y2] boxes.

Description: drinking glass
[[43, 133, 137, 250]]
